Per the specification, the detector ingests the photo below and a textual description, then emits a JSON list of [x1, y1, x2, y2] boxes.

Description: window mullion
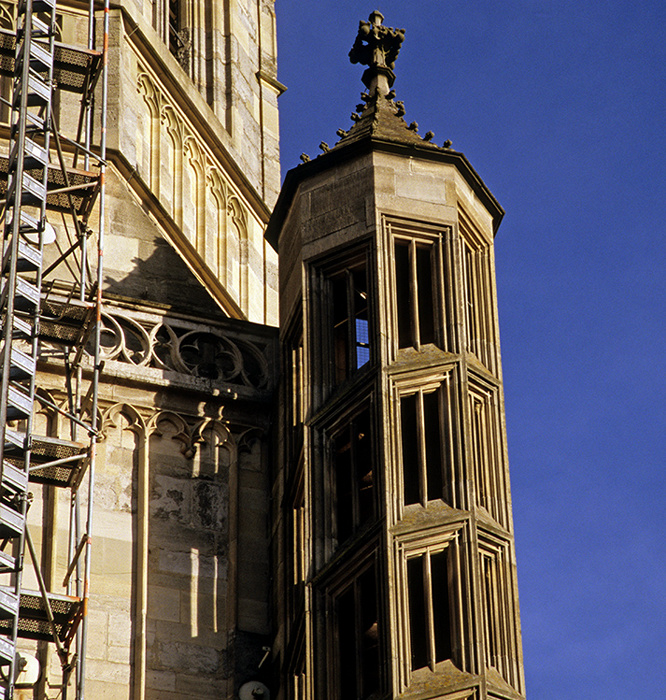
[[297, 345, 304, 424], [463, 244, 474, 354], [416, 392, 427, 505], [437, 386, 446, 503], [489, 555, 499, 668], [290, 347, 298, 428], [350, 418, 359, 529], [437, 236, 446, 349], [471, 399, 483, 509], [472, 250, 485, 362], [409, 240, 420, 349], [346, 269, 355, 372], [354, 579, 363, 696], [291, 506, 298, 586], [479, 400, 491, 515]]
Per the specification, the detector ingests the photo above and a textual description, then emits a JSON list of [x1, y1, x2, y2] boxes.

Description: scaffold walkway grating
[[0, 156, 100, 218], [0, 28, 102, 98], [3, 433, 89, 488], [0, 588, 82, 645]]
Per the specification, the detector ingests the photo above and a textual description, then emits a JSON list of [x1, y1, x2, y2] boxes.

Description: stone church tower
[[0, 3, 524, 699], [267, 11, 525, 700]]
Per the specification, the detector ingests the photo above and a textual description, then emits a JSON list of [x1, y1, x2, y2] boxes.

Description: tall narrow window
[[285, 318, 304, 469], [468, 378, 507, 528], [478, 536, 521, 691], [289, 629, 308, 700], [459, 209, 497, 374], [394, 238, 437, 349], [168, 0, 181, 55], [481, 551, 499, 670], [336, 565, 380, 699], [291, 657, 307, 700], [400, 382, 452, 508], [288, 465, 306, 616], [407, 549, 452, 672], [333, 407, 374, 544], [168, 0, 190, 70], [329, 261, 370, 385]]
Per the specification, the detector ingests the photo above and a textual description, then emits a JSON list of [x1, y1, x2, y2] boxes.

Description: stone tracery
[[90, 309, 272, 390]]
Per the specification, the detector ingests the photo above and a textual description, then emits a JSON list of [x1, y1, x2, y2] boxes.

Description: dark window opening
[[482, 554, 498, 668], [335, 433, 353, 543], [400, 388, 449, 507], [431, 550, 452, 662], [168, 0, 190, 69], [338, 587, 357, 698], [417, 244, 435, 345], [333, 408, 375, 544], [336, 566, 380, 699], [423, 391, 443, 500], [168, 0, 181, 56], [331, 264, 370, 385], [407, 550, 452, 672], [395, 242, 412, 348], [394, 238, 437, 350], [407, 556, 428, 670], [289, 480, 306, 613], [400, 393, 419, 506], [359, 567, 380, 693]]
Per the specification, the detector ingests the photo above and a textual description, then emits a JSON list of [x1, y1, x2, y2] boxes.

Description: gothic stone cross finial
[[349, 11, 405, 93]]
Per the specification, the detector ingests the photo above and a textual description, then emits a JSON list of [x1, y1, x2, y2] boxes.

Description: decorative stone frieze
[[94, 308, 272, 390]]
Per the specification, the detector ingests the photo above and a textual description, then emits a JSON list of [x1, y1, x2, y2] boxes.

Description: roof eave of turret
[[265, 135, 504, 251]]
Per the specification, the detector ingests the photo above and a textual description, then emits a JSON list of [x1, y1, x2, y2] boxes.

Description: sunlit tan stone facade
[[2, 0, 280, 697]]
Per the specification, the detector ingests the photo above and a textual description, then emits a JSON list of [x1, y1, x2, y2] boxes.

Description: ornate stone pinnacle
[[349, 11, 405, 95]]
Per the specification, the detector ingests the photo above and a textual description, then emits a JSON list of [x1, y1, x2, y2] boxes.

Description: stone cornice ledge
[[256, 69, 287, 95], [266, 137, 505, 249]]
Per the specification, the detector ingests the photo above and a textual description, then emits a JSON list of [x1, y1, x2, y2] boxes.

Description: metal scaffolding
[[0, 0, 107, 697]]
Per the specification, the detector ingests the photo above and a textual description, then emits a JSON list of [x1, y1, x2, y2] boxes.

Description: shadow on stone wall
[[103, 236, 222, 318]]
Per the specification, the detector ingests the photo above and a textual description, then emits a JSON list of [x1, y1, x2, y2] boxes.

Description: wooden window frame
[[385, 217, 453, 355], [397, 373, 456, 510], [311, 247, 373, 394], [405, 545, 452, 672], [329, 403, 376, 547], [330, 264, 370, 384], [329, 559, 381, 700], [396, 524, 467, 689]]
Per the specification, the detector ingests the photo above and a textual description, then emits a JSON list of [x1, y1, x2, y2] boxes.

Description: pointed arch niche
[[132, 59, 276, 323]]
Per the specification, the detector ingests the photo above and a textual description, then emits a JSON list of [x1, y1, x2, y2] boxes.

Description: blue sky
[[275, 2, 666, 697]]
